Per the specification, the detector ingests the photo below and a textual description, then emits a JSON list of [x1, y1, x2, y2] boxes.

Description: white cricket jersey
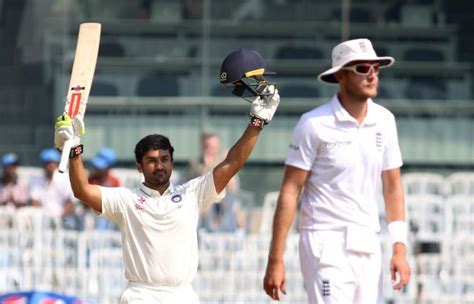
[[286, 95, 402, 232], [99, 171, 224, 286]]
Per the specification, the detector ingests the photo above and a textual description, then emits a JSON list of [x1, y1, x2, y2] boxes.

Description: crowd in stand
[[0, 147, 122, 231]]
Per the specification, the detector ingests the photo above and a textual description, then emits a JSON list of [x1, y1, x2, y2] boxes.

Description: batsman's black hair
[[134, 134, 175, 163]]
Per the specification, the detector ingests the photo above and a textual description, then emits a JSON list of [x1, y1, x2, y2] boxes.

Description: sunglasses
[[341, 63, 380, 76]]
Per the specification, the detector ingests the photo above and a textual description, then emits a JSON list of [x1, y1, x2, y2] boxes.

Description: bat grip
[[58, 140, 73, 173]]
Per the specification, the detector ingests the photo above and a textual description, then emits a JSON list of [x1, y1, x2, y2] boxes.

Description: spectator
[[0, 153, 29, 208], [188, 133, 223, 179], [188, 133, 245, 233], [30, 148, 78, 229], [85, 147, 122, 230], [88, 147, 121, 187]]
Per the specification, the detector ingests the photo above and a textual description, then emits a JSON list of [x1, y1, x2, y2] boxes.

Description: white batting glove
[[249, 85, 280, 129], [54, 114, 85, 151]]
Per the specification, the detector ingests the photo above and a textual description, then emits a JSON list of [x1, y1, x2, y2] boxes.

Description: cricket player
[[263, 38, 410, 303], [54, 49, 279, 303]]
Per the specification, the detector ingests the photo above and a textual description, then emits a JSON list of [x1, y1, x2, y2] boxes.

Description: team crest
[[376, 132, 382, 151], [171, 194, 182, 203]]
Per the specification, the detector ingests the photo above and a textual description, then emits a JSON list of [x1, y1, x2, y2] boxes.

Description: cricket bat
[[58, 22, 101, 173]]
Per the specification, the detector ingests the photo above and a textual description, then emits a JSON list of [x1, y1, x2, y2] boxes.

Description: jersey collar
[[139, 182, 174, 197], [331, 95, 377, 125]]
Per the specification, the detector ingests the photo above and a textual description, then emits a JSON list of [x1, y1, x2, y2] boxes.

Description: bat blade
[[58, 22, 101, 173]]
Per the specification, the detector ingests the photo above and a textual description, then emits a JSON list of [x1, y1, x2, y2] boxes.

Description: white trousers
[[299, 228, 384, 304], [120, 282, 199, 304]]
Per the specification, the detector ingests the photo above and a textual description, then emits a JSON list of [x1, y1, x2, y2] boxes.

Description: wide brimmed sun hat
[[318, 38, 395, 84]]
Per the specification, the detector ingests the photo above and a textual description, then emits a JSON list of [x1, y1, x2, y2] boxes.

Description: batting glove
[[249, 85, 280, 129], [54, 114, 85, 151]]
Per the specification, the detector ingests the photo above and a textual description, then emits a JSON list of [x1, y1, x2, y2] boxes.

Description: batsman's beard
[[149, 170, 170, 187]]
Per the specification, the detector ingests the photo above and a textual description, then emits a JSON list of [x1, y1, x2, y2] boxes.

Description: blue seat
[[405, 77, 447, 100], [275, 46, 323, 60], [91, 81, 119, 96], [403, 47, 445, 62], [331, 7, 374, 23], [99, 42, 125, 57], [279, 84, 320, 98], [211, 85, 232, 97], [136, 74, 179, 97]]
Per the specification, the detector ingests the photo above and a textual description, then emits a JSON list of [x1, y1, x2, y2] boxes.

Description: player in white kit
[[263, 38, 410, 303], [54, 49, 280, 303]]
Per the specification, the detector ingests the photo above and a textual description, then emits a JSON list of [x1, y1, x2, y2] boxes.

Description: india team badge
[[171, 194, 182, 203]]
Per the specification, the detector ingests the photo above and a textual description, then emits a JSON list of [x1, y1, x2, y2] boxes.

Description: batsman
[[54, 48, 279, 303]]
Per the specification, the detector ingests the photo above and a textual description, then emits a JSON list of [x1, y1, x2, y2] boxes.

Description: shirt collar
[[331, 95, 377, 126], [139, 182, 174, 197]]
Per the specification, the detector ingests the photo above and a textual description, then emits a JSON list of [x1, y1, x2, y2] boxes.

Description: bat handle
[[58, 140, 73, 173]]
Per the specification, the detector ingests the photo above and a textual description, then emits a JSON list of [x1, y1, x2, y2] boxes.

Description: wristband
[[388, 221, 408, 246], [249, 116, 265, 129], [69, 144, 84, 158]]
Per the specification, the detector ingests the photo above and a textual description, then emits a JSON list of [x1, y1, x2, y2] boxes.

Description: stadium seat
[[400, 4, 435, 28], [211, 84, 233, 97], [136, 74, 179, 96], [258, 191, 279, 234], [444, 172, 474, 196], [87, 248, 125, 302], [405, 77, 448, 100], [402, 172, 446, 196], [91, 80, 119, 96], [402, 47, 445, 62], [405, 194, 449, 244], [446, 195, 474, 236], [274, 45, 323, 60], [15, 206, 62, 232], [415, 253, 450, 301], [278, 84, 320, 98], [330, 6, 376, 23], [77, 230, 122, 269], [0, 205, 16, 229], [98, 41, 126, 57]]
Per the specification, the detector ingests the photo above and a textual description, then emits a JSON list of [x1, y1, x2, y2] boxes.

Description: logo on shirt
[[322, 140, 352, 148], [322, 279, 330, 297], [376, 132, 382, 151], [135, 196, 146, 211], [171, 194, 182, 203]]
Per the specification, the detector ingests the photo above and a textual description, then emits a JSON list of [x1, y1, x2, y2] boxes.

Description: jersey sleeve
[[194, 171, 226, 212], [99, 186, 132, 222], [382, 114, 403, 170], [285, 115, 319, 171]]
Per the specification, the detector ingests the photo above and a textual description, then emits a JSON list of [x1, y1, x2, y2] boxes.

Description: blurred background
[[0, 0, 473, 303]]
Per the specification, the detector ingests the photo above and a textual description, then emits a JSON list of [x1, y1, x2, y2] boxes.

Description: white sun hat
[[318, 38, 395, 84]]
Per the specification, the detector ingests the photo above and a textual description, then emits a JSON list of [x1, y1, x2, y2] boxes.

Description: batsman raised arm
[[54, 48, 279, 303]]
